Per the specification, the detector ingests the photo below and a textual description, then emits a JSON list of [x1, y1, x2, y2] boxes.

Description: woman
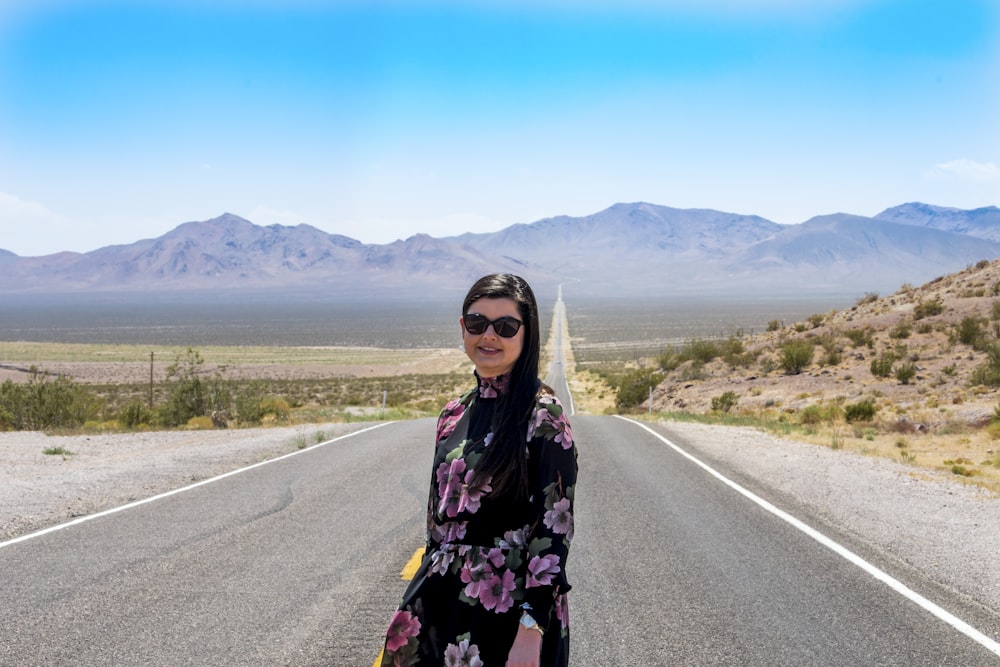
[[381, 274, 578, 667]]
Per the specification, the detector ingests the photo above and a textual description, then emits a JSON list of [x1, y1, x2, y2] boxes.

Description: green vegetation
[[42, 446, 74, 456], [970, 344, 1000, 387], [612, 367, 662, 411], [657, 335, 752, 372], [159, 348, 231, 427], [889, 320, 912, 339], [0, 348, 467, 433], [844, 327, 874, 348], [913, 298, 944, 320], [894, 362, 917, 385], [944, 458, 977, 477], [870, 353, 895, 378], [710, 391, 739, 413], [779, 340, 813, 375], [117, 399, 153, 429], [806, 313, 826, 329], [798, 403, 841, 425], [0, 369, 100, 431], [817, 332, 842, 366], [843, 399, 877, 423], [956, 316, 987, 350]]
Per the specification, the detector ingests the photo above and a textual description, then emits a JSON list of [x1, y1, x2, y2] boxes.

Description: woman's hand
[[506, 624, 543, 667]]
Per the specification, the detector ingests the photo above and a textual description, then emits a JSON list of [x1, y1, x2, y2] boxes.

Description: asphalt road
[[2, 294, 999, 665], [3, 417, 999, 665]]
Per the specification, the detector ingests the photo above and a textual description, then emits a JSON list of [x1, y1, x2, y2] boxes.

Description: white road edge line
[[0, 422, 392, 551], [618, 416, 1000, 658]]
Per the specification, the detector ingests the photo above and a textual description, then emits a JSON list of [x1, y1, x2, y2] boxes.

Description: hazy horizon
[[0, 291, 851, 355]]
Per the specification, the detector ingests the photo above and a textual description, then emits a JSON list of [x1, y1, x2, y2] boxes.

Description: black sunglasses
[[463, 313, 523, 338]]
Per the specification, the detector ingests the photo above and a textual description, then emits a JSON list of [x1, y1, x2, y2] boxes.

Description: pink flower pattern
[[555, 592, 570, 630], [478, 569, 516, 613], [544, 497, 574, 540], [526, 553, 562, 588], [477, 373, 510, 398], [457, 469, 492, 514], [436, 400, 466, 442], [385, 609, 421, 652], [443, 637, 484, 667], [437, 458, 467, 518]]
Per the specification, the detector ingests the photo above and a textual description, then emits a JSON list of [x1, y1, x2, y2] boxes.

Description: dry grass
[[0, 342, 470, 385]]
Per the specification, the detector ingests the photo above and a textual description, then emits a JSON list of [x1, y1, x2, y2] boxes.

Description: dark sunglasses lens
[[464, 314, 521, 337], [493, 317, 521, 337], [464, 314, 488, 334]]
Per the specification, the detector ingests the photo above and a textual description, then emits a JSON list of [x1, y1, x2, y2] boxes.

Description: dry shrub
[[890, 418, 916, 434], [185, 415, 215, 430]]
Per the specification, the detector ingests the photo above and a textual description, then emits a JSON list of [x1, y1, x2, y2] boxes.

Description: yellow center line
[[373, 547, 425, 667], [400, 547, 424, 580]]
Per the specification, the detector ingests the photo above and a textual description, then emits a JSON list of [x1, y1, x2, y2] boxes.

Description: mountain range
[[1, 202, 998, 299]]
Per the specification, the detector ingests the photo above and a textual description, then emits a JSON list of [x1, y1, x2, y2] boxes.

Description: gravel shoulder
[[0, 422, 373, 542], [3, 417, 998, 628]]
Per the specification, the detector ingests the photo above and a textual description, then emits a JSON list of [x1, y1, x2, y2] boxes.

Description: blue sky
[[0, 0, 997, 255]]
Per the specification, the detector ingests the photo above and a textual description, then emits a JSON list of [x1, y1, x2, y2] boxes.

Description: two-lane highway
[[4, 416, 998, 665], [3, 292, 999, 665]]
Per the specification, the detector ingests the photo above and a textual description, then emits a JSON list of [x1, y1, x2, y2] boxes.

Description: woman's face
[[461, 297, 524, 378]]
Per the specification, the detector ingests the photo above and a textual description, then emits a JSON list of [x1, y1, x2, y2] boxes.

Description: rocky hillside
[[646, 259, 1000, 489]]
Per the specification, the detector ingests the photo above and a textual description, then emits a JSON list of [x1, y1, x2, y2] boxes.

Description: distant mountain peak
[[875, 201, 1000, 242], [1, 203, 998, 297]]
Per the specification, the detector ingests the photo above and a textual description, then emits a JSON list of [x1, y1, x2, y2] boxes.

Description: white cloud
[[0, 192, 75, 255], [0, 191, 57, 220], [924, 159, 1000, 184]]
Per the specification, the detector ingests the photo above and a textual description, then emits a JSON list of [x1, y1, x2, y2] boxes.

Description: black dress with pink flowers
[[381, 372, 578, 666]]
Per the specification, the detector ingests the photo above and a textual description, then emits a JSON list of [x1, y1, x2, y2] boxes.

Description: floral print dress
[[382, 372, 578, 666]]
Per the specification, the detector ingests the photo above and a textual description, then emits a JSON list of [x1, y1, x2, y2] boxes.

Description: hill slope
[[642, 258, 1000, 491]]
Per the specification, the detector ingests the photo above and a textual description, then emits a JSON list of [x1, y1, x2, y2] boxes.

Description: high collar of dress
[[476, 371, 511, 399]]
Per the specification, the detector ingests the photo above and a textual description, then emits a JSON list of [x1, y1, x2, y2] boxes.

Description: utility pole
[[149, 351, 154, 409]]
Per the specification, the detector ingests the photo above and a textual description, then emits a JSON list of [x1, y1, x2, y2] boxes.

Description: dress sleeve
[[425, 396, 467, 552], [521, 389, 578, 623], [436, 396, 466, 443]]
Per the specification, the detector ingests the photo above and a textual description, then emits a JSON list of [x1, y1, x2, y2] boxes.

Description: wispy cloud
[[924, 159, 1000, 183], [0, 192, 75, 255], [0, 192, 58, 220]]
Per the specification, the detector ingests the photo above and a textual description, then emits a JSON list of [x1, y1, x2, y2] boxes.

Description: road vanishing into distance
[[2, 294, 999, 666]]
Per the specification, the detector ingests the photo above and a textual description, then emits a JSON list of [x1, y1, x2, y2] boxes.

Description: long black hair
[[463, 273, 541, 499]]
